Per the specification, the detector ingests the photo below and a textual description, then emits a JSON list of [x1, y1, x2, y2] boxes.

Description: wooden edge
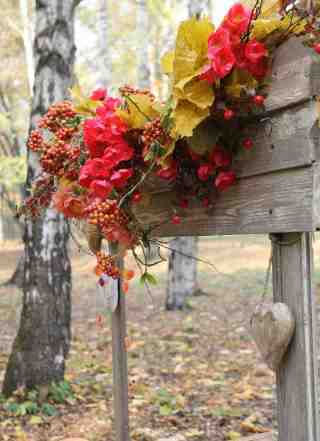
[[313, 162, 320, 230]]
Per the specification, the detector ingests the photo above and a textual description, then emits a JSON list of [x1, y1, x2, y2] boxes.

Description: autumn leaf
[[172, 100, 210, 138], [117, 94, 159, 130], [225, 68, 258, 98], [174, 77, 215, 110], [187, 118, 220, 155], [161, 50, 174, 75], [70, 85, 100, 116]]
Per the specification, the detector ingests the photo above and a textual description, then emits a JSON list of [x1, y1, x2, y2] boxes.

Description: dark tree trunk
[[3, 0, 77, 396]]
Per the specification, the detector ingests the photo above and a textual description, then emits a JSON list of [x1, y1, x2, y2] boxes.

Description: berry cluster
[[119, 85, 155, 102], [86, 200, 128, 230], [96, 251, 121, 279], [56, 126, 78, 142], [40, 142, 81, 178], [142, 117, 171, 149], [20, 175, 54, 218], [38, 101, 76, 133], [27, 130, 44, 152]]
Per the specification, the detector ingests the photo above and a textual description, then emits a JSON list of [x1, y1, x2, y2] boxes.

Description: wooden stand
[[110, 244, 130, 441], [108, 39, 320, 441]]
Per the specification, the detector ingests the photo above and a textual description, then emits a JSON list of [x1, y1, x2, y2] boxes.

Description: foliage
[[21, 1, 320, 292], [0, 156, 26, 189]]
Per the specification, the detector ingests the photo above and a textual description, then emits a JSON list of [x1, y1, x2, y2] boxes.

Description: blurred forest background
[[0, 1, 319, 440]]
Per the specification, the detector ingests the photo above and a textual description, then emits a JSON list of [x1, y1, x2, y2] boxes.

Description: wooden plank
[[110, 243, 130, 441], [134, 166, 315, 237], [265, 38, 320, 113], [271, 233, 319, 441], [234, 102, 318, 179], [313, 162, 320, 229]]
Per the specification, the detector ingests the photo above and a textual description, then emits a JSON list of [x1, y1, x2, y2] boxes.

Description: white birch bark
[[3, 0, 77, 396]]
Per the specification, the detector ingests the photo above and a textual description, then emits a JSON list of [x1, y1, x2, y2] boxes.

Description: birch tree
[[19, 0, 34, 96], [3, 0, 79, 396], [166, 0, 207, 311]]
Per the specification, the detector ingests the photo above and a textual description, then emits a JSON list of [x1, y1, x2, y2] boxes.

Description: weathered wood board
[[133, 39, 320, 237], [239, 434, 274, 441]]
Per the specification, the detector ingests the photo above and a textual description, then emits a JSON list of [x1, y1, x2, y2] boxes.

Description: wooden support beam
[[110, 243, 130, 441], [271, 233, 319, 441]]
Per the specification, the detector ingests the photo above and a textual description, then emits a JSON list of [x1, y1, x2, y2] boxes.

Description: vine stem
[[118, 159, 156, 208], [122, 94, 152, 122]]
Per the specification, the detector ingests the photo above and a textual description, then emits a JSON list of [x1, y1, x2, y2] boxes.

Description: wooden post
[[110, 243, 130, 441], [271, 233, 319, 441]]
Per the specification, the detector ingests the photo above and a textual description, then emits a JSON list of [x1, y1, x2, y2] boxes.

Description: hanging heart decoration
[[250, 302, 295, 371]]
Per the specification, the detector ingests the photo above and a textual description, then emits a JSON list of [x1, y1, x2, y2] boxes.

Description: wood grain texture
[[234, 102, 318, 178], [265, 38, 320, 113], [134, 167, 315, 236], [110, 243, 130, 441], [271, 233, 319, 441]]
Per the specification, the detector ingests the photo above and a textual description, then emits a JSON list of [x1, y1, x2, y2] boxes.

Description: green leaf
[[160, 403, 173, 416], [139, 272, 158, 286], [187, 118, 220, 155], [41, 403, 58, 417]]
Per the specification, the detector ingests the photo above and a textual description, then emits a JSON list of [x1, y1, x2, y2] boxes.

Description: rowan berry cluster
[[38, 101, 76, 133], [56, 126, 78, 142], [27, 130, 44, 152], [142, 117, 171, 149], [96, 251, 120, 279], [86, 200, 128, 230], [119, 85, 155, 102], [20, 175, 54, 218]]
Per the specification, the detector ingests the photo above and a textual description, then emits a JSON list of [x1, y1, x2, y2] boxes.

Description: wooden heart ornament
[[250, 303, 296, 371]]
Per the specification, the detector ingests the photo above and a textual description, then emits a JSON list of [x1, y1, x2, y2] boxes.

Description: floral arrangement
[[21, 0, 320, 290]]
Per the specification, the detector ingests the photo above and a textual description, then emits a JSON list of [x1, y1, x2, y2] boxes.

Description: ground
[[0, 236, 319, 441]]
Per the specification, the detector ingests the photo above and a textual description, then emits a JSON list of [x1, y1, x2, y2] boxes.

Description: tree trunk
[[19, 0, 35, 95], [2, 0, 77, 397], [136, 0, 151, 89], [166, 237, 201, 311]]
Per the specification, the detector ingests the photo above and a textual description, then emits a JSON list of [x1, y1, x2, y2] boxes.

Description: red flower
[[246, 57, 269, 79], [90, 88, 107, 101], [210, 148, 232, 167], [110, 169, 133, 188], [244, 40, 268, 64], [211, 47, 236, 79], [96, 97, 122, 119], [208, 27, 231, 58], [156, 161, 178, 180], [103, 142, 134, 165], [83, 118, 108, 158], [53, 186, 85, 218], [79, 158, 112, 188], [197, 164, 214, 181], [223, 3, 252, 35], [90, 180, 113, 199], [215, 170, 236, 191], [199, 64, 216, 84]]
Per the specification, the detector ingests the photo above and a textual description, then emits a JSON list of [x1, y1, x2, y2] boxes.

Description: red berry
[[172, 215, 181, 225], [202, 197, 210, 208], [224, 109, 235, 120], [180, 199, 189, 209], [253, 95, 265, 106], [132, 192, 142, 204], [314, 43, 320, 54], [243, 138, 253, 150]]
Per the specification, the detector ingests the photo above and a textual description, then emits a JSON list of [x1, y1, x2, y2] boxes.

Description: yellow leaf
[[251, 16, 307, 41], [174, 77, 215, 109], [117, 94, 160, 130], [173, 18, 214, 87], [225, 68, 258, 98], [261, 0, 284, 17], [161, 50, 174, 75], [173, 100, 210, 138], [227, 431, 241, 440], [70, 84, 100, 116]]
